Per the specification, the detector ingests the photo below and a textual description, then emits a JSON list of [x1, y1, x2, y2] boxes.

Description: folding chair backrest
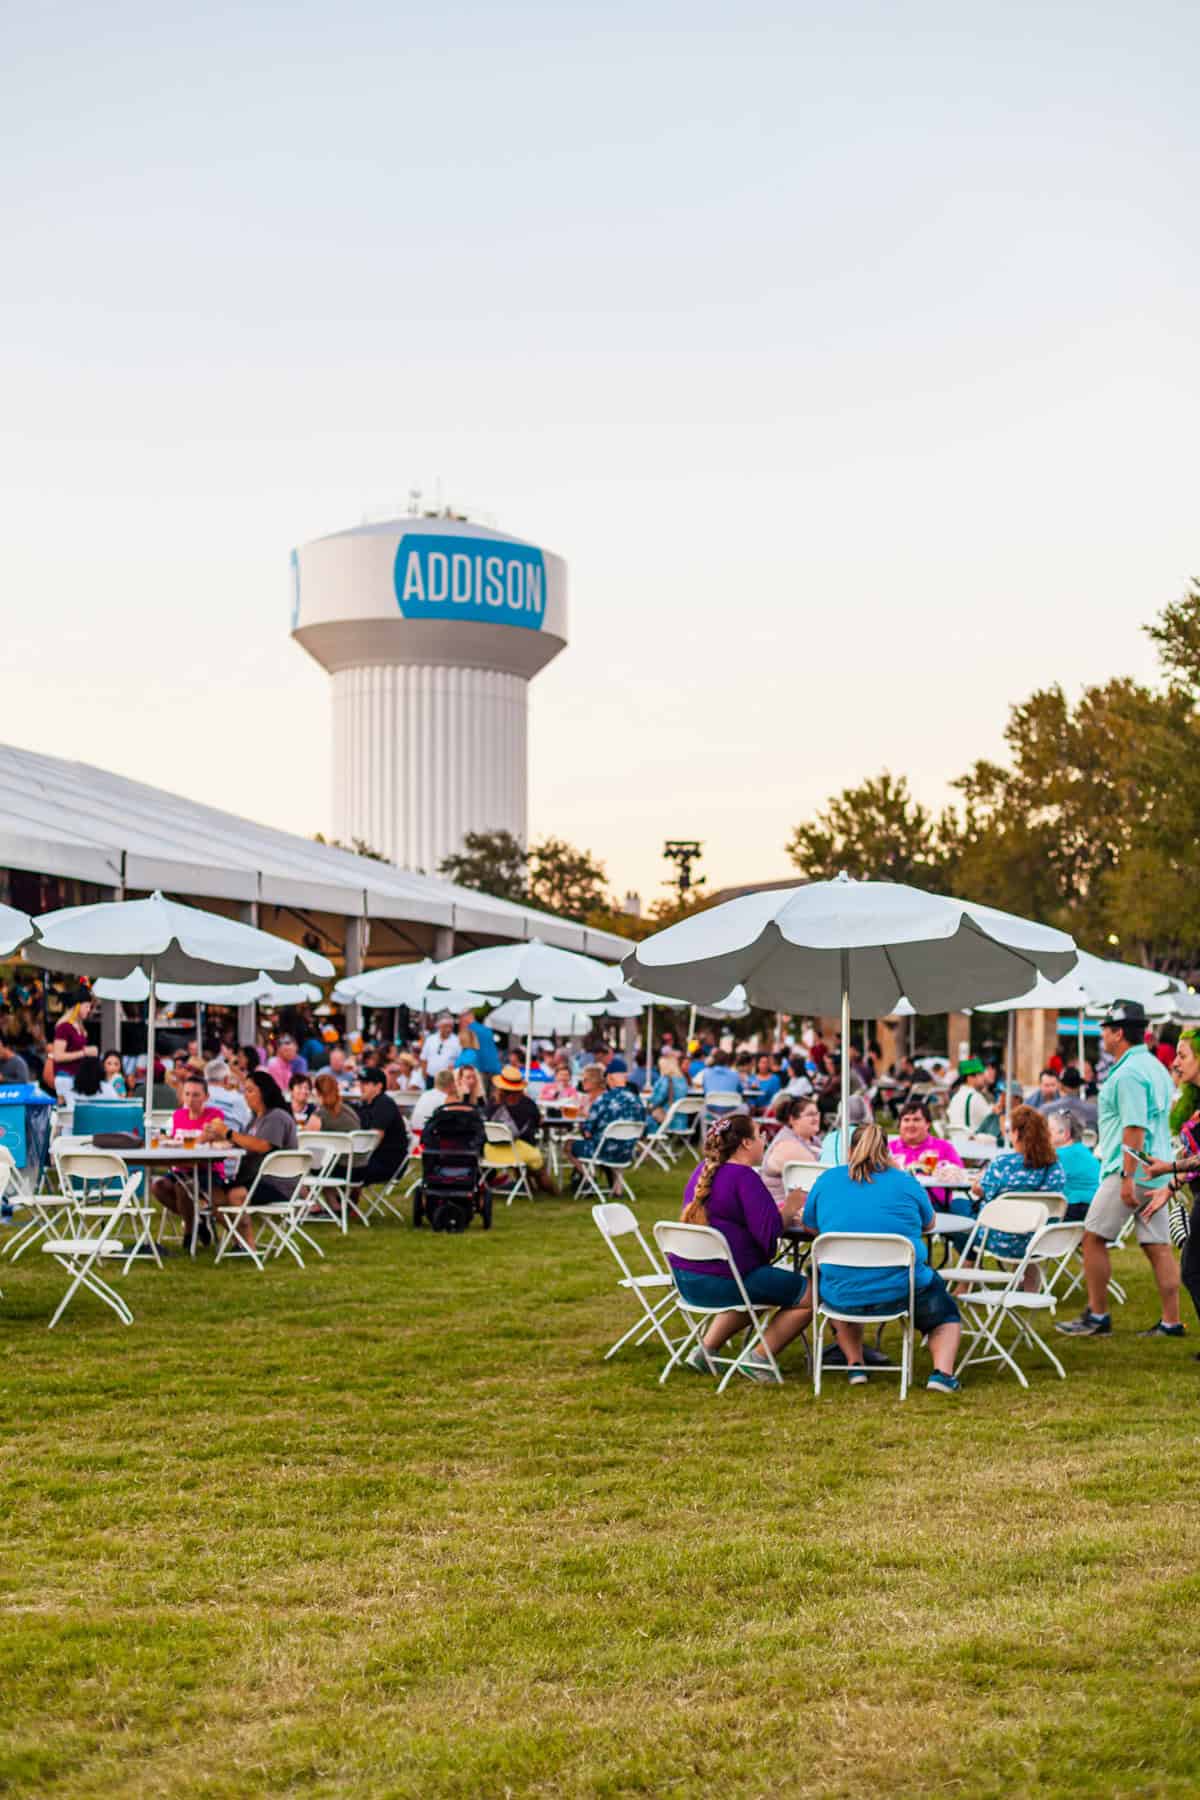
[[593, 1202, 662, 1280], [245, 1149, 313, 1198], [57, 1148, 130, 1188], [302, 1131, 354, 1166], [1027, 1220, 1085, 1263], [975, 1195, 1049, 1237], [653, 1219, 736, 1275], [349, 1129, 381, 1164], [661, 1096, 702, 1131], [705, 1093, 741, 1115], [782, 1160, 822, 1195], [810, 1231, 915, 1272], [484, 1121, 515, 1145]]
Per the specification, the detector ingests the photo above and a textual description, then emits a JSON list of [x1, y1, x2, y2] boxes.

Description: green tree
[[527, 837, 609, 923], [312, 833, 389, 863], [437, 830, 529, 902], [785, 772, 946, 886]]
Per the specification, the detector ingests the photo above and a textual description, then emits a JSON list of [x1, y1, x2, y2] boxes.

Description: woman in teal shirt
[[1048, 1108, 1100, 1220]]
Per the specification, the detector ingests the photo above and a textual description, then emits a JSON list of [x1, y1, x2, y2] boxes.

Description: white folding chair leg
[[214, 1206, 265, 1270], [955, 1300, 1029, 1387], [604, 1285, 680, 1360], [46, 1248, 134, 1329]]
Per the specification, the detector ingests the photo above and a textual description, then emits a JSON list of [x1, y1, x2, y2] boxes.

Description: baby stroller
[[413, 1106, 492, 1233]]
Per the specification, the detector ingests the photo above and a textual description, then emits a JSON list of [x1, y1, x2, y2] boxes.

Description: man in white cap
[[419, 1013, 461, 1087]]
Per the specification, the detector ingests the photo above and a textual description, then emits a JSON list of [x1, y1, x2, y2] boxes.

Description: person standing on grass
[[668, 1114, 811, 1381], [803, 1124, 963, 1394], [1058, 1002, 1182, 1340], [1141, 1028, 1200, 1342]]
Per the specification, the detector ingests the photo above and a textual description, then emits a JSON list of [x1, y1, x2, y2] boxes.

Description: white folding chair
[[702, 1091, 743, 1132], [348, 1128, 393, 1219], [358, 1133, 408, 1221], [955, 1221, 1085, 1386], [575, 1120, 646, 1203], [1055, 1206, 1131, 1307], [214, 1151, 316, 1270], [593, 1202, 682, 1359], [781, 1161, 823, 1199], [0, 1146, 77, 1261], [298, 1132, 356, 1231], [652, 1219, 783, 1391], [810, 1233, 916, 1400], [484, 1120, 535, 1203], [944, 1196, 1050, 1284], [41, 1175, 139, 1329], [635, 1096, 703, 1171], [56, 1148, 162, 1273]]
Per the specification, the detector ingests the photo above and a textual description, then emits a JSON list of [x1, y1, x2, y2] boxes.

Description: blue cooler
[[0, 1084, 56, 1190]]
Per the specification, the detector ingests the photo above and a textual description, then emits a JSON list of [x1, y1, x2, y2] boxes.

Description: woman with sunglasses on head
[[667, 1114, 812, 1382]]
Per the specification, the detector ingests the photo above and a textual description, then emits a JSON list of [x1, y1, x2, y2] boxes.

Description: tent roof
[[0, 742, 629, 957]]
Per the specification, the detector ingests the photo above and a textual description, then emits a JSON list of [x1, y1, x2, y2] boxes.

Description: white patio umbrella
[[978, 950, 1184, 1127], [428, 938, 620, 1075], [487, 997, 615, 1038], [332, 958, 494, 1013], [0, 904, 36, 958], [31, 892, 334, 1131], [93, 970, 323, 1006], [622, 875, 1078, 1156]]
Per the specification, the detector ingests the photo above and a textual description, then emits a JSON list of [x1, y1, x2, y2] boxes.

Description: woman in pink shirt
[[151, 1074, 227, 1247], [888, 1098, 964, 1210]]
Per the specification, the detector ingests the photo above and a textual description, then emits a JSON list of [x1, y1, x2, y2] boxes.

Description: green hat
[[958, 1057, 984, 1076]]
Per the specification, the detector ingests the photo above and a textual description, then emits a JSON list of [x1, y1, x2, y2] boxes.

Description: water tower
[[290, 514, 568, 873]]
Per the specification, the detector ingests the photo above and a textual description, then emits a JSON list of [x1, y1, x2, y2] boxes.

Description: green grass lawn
[[2, 1163, 1199, 1799]]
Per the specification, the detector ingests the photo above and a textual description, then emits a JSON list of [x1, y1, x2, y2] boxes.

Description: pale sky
[[3, 2, 1196, 907]]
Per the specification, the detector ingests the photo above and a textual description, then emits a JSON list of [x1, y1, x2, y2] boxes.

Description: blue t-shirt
[[1055, 1141, 1101, 1212], [698, 1065, 742, 1097], [802, 1165, 935, 1309], [472, 1023, 502, 1078], [754, 1074, 782, 1112]]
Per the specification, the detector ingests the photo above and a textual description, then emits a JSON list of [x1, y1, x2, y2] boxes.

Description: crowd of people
[[662, 999, 1200, 1392]]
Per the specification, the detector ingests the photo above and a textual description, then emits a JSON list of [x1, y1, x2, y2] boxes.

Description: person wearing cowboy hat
[[485, 1065, 556, 1194], [1058, 1000, 1182, 1338]]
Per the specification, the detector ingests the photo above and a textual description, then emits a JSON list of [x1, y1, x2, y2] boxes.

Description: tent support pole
[[1006, 1011, 1014, 1140], [525, 1000, 534, 1079], [145, 970, 157, 1138], [840, 950, 851, 1164]]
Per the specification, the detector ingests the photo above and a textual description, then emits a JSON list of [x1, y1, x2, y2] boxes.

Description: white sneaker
[[735, 1349, 778, 1384], [684, 1344, 713, 1374]]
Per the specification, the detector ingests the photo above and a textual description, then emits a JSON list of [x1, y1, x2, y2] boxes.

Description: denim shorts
[[848, 1271, 960, 1333], [674, 1264, 807, 1310]]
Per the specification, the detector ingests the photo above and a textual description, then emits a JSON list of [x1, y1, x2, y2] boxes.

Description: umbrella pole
[[1006, 1012, 1014, 1140], [145, 969, 157, 1140], [646, 1003, 653, 1077], [687, 1004, 696, 1049], [525, 1000, 534, 1079], [840, 950, 851, 1164], [1077, 1011, 1084, 1071]]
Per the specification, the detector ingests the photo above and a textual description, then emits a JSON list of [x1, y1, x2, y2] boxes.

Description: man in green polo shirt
[[1057, 1001, 1182, 1338]]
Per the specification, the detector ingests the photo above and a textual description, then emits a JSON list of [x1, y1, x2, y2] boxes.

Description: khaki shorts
[[1084, 1173, 1169, 1246]]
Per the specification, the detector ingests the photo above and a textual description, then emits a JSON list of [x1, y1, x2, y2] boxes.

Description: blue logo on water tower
[[394, 533, 546, 631]]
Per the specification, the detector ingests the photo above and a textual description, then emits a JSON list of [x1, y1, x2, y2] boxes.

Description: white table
[[117, 1143, 233, 1257]]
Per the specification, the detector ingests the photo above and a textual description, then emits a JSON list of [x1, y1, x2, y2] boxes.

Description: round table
[[118, 1143, 233, 1256]]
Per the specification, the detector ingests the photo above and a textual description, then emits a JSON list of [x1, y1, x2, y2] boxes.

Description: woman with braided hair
[[669, 1114, 812, 1382]]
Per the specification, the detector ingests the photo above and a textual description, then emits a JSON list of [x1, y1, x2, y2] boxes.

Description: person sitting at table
[[485, 1066, 555, 1194], [203, 1069, 299, 1253], [1026, 1068, 1062, 1112], [888, 1098, 966, 1213], [452, 1064, 487, 1110], [819, 1094, 873, 1165], [802, 1124, 963, 1393], [353, 1067, 410, 1190], [204, 1058, 252, 1130], [540, 1053, 582, 1106], [667, 1114, 811, 1380], [312, 1070, 360, 1134], [947, 1058, 1001, 1139], [153, 1075, 229, 1247], [1047, 1107, 1101, 1220], [101, 1050, 128, 1096], [647, 1051, 689, 1130], [968, 1103, 1066, 1282], [760, 1096, 824, 1206], [412, 1068, 455, 1132], [566, 1060, 646, 1196], [422, 1082, 487, 1155], [751, 1052, 781, 1115], [327, 1045, 355, 1091], [696, 1049, 743, 1103], [66, 1054, 110, 1105], [288, 1070, 320, 1131]]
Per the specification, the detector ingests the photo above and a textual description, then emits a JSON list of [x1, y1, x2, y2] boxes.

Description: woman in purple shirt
[[671, 1114, 812, 1381]]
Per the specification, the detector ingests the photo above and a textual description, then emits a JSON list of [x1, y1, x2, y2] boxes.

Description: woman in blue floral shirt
[[971, 1104, 1065, 1269]]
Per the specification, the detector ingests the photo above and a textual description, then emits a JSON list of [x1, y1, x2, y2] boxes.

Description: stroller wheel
[[433, 1199, 471, 1234]]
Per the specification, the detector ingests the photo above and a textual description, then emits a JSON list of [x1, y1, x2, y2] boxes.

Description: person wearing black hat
[[355, 1067, 410, 1188], [1058, 1001, 1182, 1338]]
